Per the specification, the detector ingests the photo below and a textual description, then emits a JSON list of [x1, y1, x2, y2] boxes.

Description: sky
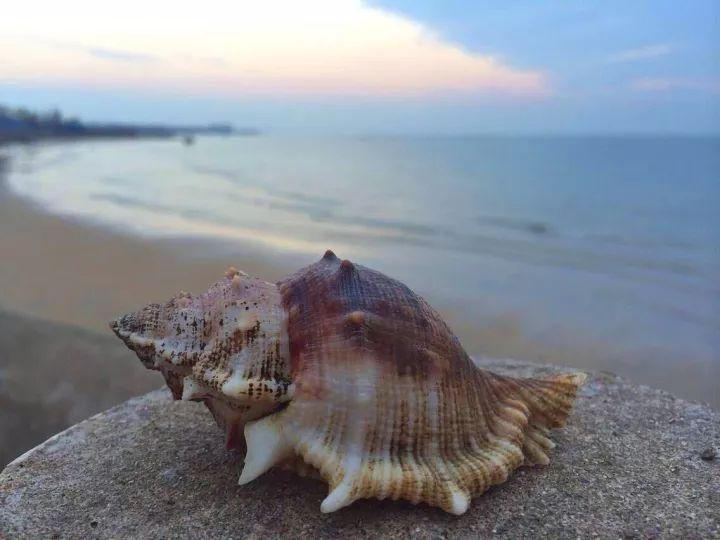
[[1, 0, 718, 134]]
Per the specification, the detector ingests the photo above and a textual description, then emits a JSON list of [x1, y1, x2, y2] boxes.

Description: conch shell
[[111, 250, 585, 514]]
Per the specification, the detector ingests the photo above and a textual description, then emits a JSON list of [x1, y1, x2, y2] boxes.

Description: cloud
[[0, 0, 547, 97], [607, 44, 673, 64], [630, 77, 720, 93], [85, 47, 158, 63], [40, 40, 160, 63]]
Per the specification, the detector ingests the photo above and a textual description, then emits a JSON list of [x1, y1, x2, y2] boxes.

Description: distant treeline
[[0, 105, 256, 143]]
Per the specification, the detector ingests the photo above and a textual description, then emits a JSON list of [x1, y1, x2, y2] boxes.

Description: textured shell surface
[[111, 250, 586, 515]]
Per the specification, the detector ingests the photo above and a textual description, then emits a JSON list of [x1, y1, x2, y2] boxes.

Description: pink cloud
[[607, 44, 674, 64], [0, 0, 549, 99], [631, 77, 720, 93]]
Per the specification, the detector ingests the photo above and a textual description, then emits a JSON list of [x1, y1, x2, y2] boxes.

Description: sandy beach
[[0, 144, 717, 465]]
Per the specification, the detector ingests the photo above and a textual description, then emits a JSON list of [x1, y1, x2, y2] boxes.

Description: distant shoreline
[[0, 129, 259, 146], [0, 131, 175, 145], [1, 104, 257, 145]]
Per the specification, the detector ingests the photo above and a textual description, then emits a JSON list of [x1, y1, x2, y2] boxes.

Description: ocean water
[[5, 135, 720, 402]]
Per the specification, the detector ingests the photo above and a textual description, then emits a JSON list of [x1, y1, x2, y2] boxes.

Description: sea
[[4, 135, 719, 403]]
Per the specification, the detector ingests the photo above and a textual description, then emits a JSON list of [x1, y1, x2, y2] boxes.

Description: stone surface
[[1, 359, 718, 539]]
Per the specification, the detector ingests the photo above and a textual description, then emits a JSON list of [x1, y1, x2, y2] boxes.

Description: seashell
[[111, 250, 586, 514]]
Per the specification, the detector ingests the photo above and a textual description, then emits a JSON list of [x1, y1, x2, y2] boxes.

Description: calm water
[[5, 135, 720, 401]]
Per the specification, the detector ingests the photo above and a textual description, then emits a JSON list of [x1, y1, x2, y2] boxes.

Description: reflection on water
[[5, 135, 720, 394]]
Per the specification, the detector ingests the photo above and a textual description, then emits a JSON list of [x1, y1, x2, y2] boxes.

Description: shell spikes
[[111, 251, 587, 515]]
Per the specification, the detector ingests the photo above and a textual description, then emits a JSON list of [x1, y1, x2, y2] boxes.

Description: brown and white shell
[[111, 250, 586, 514]]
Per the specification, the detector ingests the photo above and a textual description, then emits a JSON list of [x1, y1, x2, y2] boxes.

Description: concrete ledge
[[1, 359, 718, 539]]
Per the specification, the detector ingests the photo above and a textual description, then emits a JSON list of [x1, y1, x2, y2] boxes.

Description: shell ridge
[[493, 371, 585, 430]]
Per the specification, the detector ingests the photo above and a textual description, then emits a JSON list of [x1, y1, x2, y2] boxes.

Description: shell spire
[[110, 268, 293, 450], [111, 252, 586, 515]]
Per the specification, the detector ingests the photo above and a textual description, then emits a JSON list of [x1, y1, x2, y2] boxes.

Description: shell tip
[[448, 488, 470, 515], [346, 310, 365, 327], [109, 318, 120, 334], [339, 259, 355, 273], [322, 249, 338, 261], [238, 414, 292, 486], [320, 482, 354, 513], [225, 266, 240, 279]]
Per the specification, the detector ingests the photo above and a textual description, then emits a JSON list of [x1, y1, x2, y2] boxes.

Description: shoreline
[[0, 148, 717, 409], [0, 149, 299, 334]]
